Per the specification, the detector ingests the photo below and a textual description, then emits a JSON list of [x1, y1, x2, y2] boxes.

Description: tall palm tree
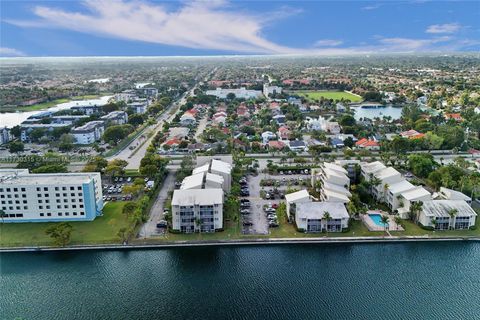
[[380, 215, 389, 235], [323, 211, 332, 235], [448, 209, 458, 230], [430, 217, 437, 230], [409, 201, 423, 223], [0, 209, 6, 223]]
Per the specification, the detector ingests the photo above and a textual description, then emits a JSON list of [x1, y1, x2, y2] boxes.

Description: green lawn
[[0, 201, 131, 247], [0, 94, 107, 113], [295, 90, 363, 102]]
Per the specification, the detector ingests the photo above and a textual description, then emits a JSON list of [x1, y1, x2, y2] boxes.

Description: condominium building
[[285, 189, 311, 220], [20, 123, 71, 142], [0, 169, 103, 223], [312, 162, 351, 203], [193, 159, 232, 193], [71, 121, 105, 144], [127, 101, 148, 114], [0, 127, 11, 145], [205, 88, 263, 100], [295, 202, 349, 233], [263, 84, 282, 97], [101, 111, 128, 125], [180, 172, 224, 190], [171, 189, 224, 233], [418, 200, 477, 230]]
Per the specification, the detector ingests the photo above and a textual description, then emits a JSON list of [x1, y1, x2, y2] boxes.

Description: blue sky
[[1, 0, 479, 57]]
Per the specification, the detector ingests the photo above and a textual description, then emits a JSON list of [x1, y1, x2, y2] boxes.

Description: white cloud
[[362, 4, 381, 11], [4, 1, 477, 55], [6, 0, 298, 54], [426, 23, 462, 34], [314, 39, 343, 47], [0, 47, 26, 57]]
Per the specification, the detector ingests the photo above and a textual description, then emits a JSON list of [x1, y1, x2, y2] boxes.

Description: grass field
[[295, 90, 363, 102], [0, 201, 131, 247]]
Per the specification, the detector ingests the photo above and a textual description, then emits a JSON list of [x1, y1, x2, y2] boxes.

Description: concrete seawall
[[1, 236, 480, 253]]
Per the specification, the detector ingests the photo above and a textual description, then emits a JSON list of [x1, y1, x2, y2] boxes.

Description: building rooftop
[[323, 162, 348, 175], [401, 186, 431, 201], [362, 161, 387, 174], [296, 202, 349, 220], [323, 182, 352, 197], [0, 170, 99, 185], [206, 172, 224, 185], [192, 163, 210, 175], [285, 189, 310, 203], [211, 159, 232, 174], [172, 189, 223, 206], [180, 172, 205, 190], [323, 189, 350, 202], [72, 121, 104, 133], [439, 187, 472, 201], [375, 167, 401, 180], [388, 180, 416, 194], [422, 200, 477, 218]]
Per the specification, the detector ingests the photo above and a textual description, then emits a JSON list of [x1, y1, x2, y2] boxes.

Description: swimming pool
[[369, 214, 388, 227]]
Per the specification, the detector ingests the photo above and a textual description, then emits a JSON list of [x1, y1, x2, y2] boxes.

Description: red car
[[271, 203, 279, 209]]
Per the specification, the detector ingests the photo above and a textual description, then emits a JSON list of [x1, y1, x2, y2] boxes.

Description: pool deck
[[362, 211, 404, 232]]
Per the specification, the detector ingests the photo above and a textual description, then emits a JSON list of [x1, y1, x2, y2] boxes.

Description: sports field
[[295, 90, 363, 102]]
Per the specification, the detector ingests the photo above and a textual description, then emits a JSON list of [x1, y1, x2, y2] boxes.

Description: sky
[[1, 0, 479, 57]]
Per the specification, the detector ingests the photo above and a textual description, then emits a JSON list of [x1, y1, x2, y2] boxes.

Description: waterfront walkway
[[2, 236, 479, 253]]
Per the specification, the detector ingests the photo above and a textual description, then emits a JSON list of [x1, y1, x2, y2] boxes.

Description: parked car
[[269, 222, 279, 228], [242, 221, 253, 226], [156, 220, 168, 228]]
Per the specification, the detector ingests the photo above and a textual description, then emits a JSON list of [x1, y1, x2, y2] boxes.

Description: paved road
[[194, 115, 208, 139], [138, 170, 176, 238]]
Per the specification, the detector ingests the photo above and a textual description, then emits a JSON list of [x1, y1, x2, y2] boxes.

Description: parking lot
[[239, 170, 312, 235], [101, 176, 150, 202]]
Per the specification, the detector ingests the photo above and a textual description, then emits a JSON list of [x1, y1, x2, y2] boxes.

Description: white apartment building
[[263, 84, 282, 97], [436, 187, 472, 205], [285, 189, 311, 220], [0, 169, 103, 223], [180, 172, 224, 191], [193, 159, 232, 193], [127, 101, 148, 114], [171, 189, 224, 233], [101, 111, 128, 125], [418, 200, 477, 230], [71, 121, 105, 145], [295, 202, 349, 233], [205, 88, 263, 100], [20, 123, 70, 142], [0, 127, 11, 145]]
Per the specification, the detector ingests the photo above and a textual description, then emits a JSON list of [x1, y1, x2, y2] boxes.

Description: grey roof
[[172, 189, 223, 206], [296, 202, 349, 220], [422, 200, 477, 218]]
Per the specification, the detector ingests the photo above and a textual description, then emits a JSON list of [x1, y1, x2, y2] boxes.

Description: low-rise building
[[71, 121, 105, 144], [0, 169, 103, 223], [263, 84, 282, 97], [180, 172, 224, 191], [51, 115, 89, 125], [295, 202, 349, 232], [205, 88, 263, 100], [128, 101, 148, 114], [20, 123, 71, 142], [0, 127, 11, 145], [418, 200, 477, 230], [71, 105, 101, 115], [101, 111, 128, 125], [192, 159, 232, 193], [171, 189, 224, 233], [436, 187, 472, 205], [285, 189, 311, 220]]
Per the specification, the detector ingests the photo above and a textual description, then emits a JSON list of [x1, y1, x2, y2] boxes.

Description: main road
[[107, 69, 216, 169]]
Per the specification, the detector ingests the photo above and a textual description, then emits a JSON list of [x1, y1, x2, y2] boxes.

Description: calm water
[[0, 96, 112, 128], [1, 242, 480, 320], [352, 105, 403, 120]]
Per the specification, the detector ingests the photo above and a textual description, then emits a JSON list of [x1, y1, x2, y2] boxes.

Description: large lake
[[1, 242, 480, 320], [0, 96, 112, 128], [352, 105, 403, 120]]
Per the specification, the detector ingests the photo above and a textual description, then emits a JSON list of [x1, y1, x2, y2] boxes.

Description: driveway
[[138, 170, 176, 238]]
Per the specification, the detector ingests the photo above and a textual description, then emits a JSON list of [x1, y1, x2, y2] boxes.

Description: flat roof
[[388, 180, 416, 194], [323, 162, 348, 174], [323, 182, 352, 196], [180, 172, 204, 190], [0, 171, 99, 185], [422, 200, 477, 218], [375, 167, 401, 180], [296, 202, 349, 220], [323, 189, 350, 202], [172, 189, 223, 206], [361, 161, 386, 174], [285, 189, 310, 203], [211, 159, 232, 174], [401, 187, 431, 201]]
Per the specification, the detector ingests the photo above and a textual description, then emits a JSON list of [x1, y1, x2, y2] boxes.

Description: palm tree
[[0, 209, 6, 223], [394, 216, 402, 230], [448, 209, 458, 230], [323, 211, 332, 235], [380, 215, 389, 235], [409, 201, 423, 223], [430, 217, 437, 230]]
